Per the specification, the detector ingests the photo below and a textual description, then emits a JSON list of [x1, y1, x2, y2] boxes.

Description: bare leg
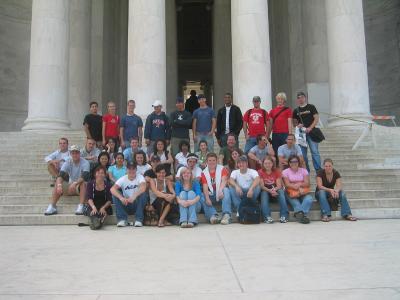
[[47, 163, 59, 178], [158, 203, 171, 226]]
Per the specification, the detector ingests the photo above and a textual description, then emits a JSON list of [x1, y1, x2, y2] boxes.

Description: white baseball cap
[[152, 100, 162, 107], [70, 145, 80, 152]]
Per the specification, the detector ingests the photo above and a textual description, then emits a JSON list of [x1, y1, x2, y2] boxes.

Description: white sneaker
[[280, 216, 288, 223], [44, 204, 57, 216], [117, 220, 128, 227], [75, 204, 84, 215], [210, 215, 219, 224], [220, 214, 231, 225], [134, 221, 143, 227], [264, 217, 274, 224]]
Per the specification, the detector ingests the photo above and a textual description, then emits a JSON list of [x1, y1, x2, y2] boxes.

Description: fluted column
[[127, 0, 166, 117], [326, 0, 372, 126], [23, 0, 70, 131], [231, 0, 271, 111]]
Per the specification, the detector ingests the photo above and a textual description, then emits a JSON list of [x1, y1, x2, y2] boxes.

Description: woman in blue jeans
[[258, 156, 289, 223], [282, 155, 313, 224], [175, 167, 201, 228], [316, 158, 357, 222]]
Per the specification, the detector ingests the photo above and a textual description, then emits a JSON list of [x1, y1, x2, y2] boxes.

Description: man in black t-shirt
[[292, 92, 322, 172], [83, 101, 103, 148]]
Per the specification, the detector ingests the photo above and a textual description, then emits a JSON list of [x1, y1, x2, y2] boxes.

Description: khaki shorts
[[62, 181, 80, 196]]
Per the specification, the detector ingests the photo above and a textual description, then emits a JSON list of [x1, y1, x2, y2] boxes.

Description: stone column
[[326, 0, 372, 126], [166, 0, 178, 114], [68, 0, 91, 129], [127, 0, 166, 118], [231, 0, 272, 111], [23, 0, 70, 131], [213, 0, 232, 110]]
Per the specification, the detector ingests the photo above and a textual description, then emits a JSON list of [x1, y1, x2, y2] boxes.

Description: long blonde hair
[[179, 167, 194, 190]]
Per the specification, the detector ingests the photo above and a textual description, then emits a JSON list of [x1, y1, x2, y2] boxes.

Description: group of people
[[43, 91, 357, 229]]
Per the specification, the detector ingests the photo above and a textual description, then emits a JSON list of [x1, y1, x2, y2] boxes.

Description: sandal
[[321, 215, 331, 222], [344, 215, 357, 221], [158, 222, 165, 227]]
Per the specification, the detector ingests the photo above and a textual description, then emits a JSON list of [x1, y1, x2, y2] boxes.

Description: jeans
[[229, 186, 261, 217], [114, 193, 147, 222], [200, 187, 231, 222], [260, 189, 289, 219], [178, 190, 201, 224], [316, 190, 352, 217], [300, 134, 322, 172], [195, 133, 214, 152], [286, 193, 314, 215], [272, 133, 288, 157], [244, 137, 257, 154]]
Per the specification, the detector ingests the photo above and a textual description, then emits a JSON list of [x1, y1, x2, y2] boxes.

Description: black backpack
[[239, 205, 261, 224]]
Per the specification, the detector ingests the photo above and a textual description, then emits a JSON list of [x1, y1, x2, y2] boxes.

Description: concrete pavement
[[0, 219, 400, 299]]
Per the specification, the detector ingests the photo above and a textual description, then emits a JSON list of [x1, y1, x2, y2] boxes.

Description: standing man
[[243, 96, 271, 154], [192, 94, 216, 152], [120, 99, 143, 150], [83, 101, 103, 148], [292, 91, 323, 172], [216, 92, 243, 147], [44, 145, 90, 216], [102, 101, 120, 149], [185, 90, 199, 114], [144, 100, 171, 157], [170, 97, 192, 157], [45, 137, 70, 180]]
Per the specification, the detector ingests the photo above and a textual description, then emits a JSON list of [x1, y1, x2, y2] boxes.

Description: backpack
[[239, 205, 261, 224]]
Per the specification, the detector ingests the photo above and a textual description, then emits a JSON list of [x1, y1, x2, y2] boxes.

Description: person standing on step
[[192, 94, 216, 152], [269, 92, 293, 156], [144, 100, 171, 157], [44, 145, 90, 216], [228, 155, 261, 223], [83, 101, 103, 148], [243, 96, 271, 154], [45, 137, 70, 181], [170, 97, 192, 157], [216, 92, 243, 147], [80, 138, 101, 169], [200, 153, 231, 225], [292, 91, 323, 172], [111, 162, 147, 227], [185, 90, 199, 114], [119, 99, 143, 151], [102, 101, 120, 150]]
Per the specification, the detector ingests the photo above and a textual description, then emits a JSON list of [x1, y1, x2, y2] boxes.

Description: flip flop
[[344, 215, 357, 221], [158, 222, 165, 227], [321, 216, 331, 222]]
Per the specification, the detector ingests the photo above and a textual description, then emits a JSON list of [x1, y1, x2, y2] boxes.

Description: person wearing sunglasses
[[282, 155, 313, 224]]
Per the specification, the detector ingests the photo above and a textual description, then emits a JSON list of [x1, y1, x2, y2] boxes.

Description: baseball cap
[[126, 162, 137, 169], [197, 94, 206, 99], [176, 97, 184, 103], [297, 91, 307, 98], [70, 145, 80, 152], [238, 155, 248, 162], [152, 100, 162, 107]]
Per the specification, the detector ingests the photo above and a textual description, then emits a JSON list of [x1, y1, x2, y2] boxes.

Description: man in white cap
[[44, 145, 90, 216], [144, 100, 171, 157]]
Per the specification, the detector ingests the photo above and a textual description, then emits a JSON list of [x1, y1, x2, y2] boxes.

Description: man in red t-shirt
[[102, 101, 120, 148], [243, 96, 271, 153], [269, 92, 293, 155]]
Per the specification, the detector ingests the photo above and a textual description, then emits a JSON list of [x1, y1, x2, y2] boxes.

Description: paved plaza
[[0, 219, 399, 299]]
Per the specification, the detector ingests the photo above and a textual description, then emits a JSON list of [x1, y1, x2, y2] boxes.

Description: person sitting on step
[[316, 158, 357, 222], [247, 134, 275, 170], [174, 140, 190, 171], [175, 153, 202, 181], [80, 138, 101, 169], [44, 145, 90, 216], [277, 134, 305, 170], [44, 137, 70, 185]]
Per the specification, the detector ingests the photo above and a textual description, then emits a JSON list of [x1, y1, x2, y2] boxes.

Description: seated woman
[[134, 150, 151, 176], [149, 164, 177, 227], [195, 140, 209, 169], [258, 156, 289, 224], [108, 153, 127, 184], [175, 167, 201, 228], [149, 139, 174, 174], [84, 166, 113, 230], [282, 155, 313, 224], [227, 148, 244, 173], [175, 140, 190, 171], [105, 138, 118, 165], [90, 151, 110, 180], [316, 158, 357, 222]]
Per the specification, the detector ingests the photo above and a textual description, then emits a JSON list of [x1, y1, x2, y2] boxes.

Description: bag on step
[[239, 205, 261, 224]]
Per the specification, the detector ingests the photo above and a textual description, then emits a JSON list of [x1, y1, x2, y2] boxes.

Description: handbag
[[286, 186, 311, 198], [308, 127, 325, 143], [239, 205, 261, 224], [143, 204, 159, 226]]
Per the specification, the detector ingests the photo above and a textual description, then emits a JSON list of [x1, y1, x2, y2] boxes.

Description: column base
[[327, 114, 373, 127], [22, 117, 71, 131]]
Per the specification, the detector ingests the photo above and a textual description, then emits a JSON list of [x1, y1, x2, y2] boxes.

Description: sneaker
[[44, 204, 57, 216], [210, 215, 219, 224], [300, 215, 310, 224], [75, 204, 84, 215], [295, 211, 304, 222], [117, 220, 128, 227], [264, 217, 274, 224], [134, 221, 143, 227], [181, 222, 188, 228], [187, 222, 194, 228], [220, 214, 231, 225], [279, 216, 288, 223]]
